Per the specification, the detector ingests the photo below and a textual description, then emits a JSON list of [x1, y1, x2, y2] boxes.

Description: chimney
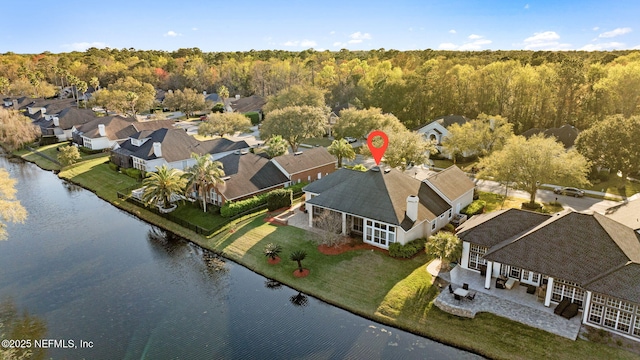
[[53, 117, 59, 127], [98, 124, 106, 137], [153, 142, 162, 157], [235, 94, 240, 100], [406, 195, 419, 222]]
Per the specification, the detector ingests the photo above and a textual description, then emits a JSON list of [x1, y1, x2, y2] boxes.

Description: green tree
[[89, 76, 100, 91], [426, 232, 462, 271], [264, 135, 288, 158], [327, 138, 355, 168], [109, 76, 156, 116], [76, 80, 88, 106], [442, 114, 513, 162], [0, 168, 28, 241], [575, 115, 640, 181], [289, 250, 307, 274], [361, 127, 435, 170], [183, 153, 225, 213], [333, 107, 404, 139], [0, 76, 10, 94], [57, 145, 81, 166], [478, 135, 591, 204], [263, 84, 326, 114], [0, 108, 41, 151], [260, 105, 326, 153], [142, 165, 186, 211], [263, 243, 283, 261], [218, 85, 230, 103], [198, 112, 252, 137], [162, 88, 210, 117]]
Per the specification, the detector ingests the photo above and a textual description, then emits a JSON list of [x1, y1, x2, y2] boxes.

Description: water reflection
[[264, 279, 282, 290], [289, 292, 309, 307], [0, 299, 47, 360], [61, 180, 83, 197]]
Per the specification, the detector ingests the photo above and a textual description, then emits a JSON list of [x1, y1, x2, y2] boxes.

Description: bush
[[598, 171, 610, 182], [123, 167, 142, 180], [286, 181, 308, 194], [521, 202, 542, 210], [443, 223, 455, 232], [266, 189, 293, 211], [220, 194, 267, 217], [244, 111, 260, 125], [461, 200, 486, 216], [108, 162, 119, 172], [389, 238, 426, 258], [79, 146, 104, 155]]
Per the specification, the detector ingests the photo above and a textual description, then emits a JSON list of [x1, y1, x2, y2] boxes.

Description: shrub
[[443, 223, 455, 232], [286, 182, 308, 194], [78, 146, 104, 155], [461, 200, 486, 216], [244, 111, 260, 125], [263, 243, 283, 260], [521, 202, 542, 210], [123, 167, 142, 180], [598, 171, 610, 182], [220, 194, 267, 217], [108, 162, 119, 172], [389, 238, 426, 258], [266, 189, 292, 211]]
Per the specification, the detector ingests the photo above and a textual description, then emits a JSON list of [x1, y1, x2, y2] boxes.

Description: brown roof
[[603, 195, 640, 230], [457, 208, 551, 248], [56, 108, 97, 129], [230, 95, 266, 113], [425, 165, 475, 201], [272, 147, 336, 175], [216, 152, 289, 201], [79, 117, 174, 140], [484, 211, 640, 285], [305, 168, 450, 230]]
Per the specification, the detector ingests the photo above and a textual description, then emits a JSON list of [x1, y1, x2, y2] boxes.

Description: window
[[588, 293, 639, 338], [364, 219, 396, 247], [468, 244, 487, 270], [431, 222, 436, 231], [132, 157, 146, 171], [352, 217, 363, 233], [551, 279, 585, 307], [448, 209, 452, 219]]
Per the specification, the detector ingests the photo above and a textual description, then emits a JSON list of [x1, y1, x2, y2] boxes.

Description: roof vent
[[383, 168, 391, 174], [370, 166, 380, 172], [294, 151, 303, 156], [240, 149, 248, 155]]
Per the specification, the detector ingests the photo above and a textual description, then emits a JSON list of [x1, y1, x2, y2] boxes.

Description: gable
[[272, 147, 336, 175], [457, 208, 551, 248], [425, 166, 475, 202]]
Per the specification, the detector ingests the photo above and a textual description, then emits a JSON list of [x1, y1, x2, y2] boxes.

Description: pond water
[[0, 157, 481, 359]]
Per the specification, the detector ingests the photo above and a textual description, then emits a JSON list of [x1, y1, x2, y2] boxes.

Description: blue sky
[[2, 1, 639, 54]]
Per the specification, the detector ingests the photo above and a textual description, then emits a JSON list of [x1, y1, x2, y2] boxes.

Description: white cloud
[[330, 31, 336, 35], [61, 42, 107, 51], [449, 29, 456, 34], [300, 40, 317, 47], [192, 27, 198, 31], [593, 26, 600, 31], [459, 39, 492, 50], [468, 34, 483, 40], [633, 44, 640, 50], [580, 42, 625, 51], [524, 4, 529, 9], [348, 32, 372, 44], [164, 30, 181, 37], [522, 31, 570, 50], [438, 43, 457, 50], [599, 27, 632, 38]]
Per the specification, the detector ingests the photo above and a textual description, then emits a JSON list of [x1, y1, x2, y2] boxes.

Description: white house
[[415, 115, 470, 159]]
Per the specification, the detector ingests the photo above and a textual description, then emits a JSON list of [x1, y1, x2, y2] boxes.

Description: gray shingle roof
[[425, 165, 475, 201], [584, 263, 640, 304], [272, 147, 336, 175], [216, 152, 289, 201], [414, 115, 470, 131], [457, 208, 551, 248], [305, 168, 450, 230], [230, 95, 266, 113], [603, 196, 640, 230]]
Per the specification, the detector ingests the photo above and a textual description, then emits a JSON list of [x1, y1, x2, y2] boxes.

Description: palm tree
[[183, 153, 225, 213], [289, 250, 307, 274], [328, 138, 356, 168], [76, 80, 88, 107], [89, 77, 100, 92], [425, 232, 462, 272], [142, 165, 186, 211], [263, 243, 283, 260]]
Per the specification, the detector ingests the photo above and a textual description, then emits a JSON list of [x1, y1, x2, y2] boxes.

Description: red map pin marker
[[367, 130, 389, 166]]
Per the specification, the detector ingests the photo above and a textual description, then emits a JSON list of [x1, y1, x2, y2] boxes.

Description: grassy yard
[[58, 156, 138, 202], [478, 191, 564, 214], [300, 137, 333, 147]]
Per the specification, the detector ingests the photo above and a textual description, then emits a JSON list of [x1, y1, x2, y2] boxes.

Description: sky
[[2, 0, 639, 54]]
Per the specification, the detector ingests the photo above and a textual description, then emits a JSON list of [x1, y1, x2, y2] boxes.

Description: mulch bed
[[293, 269, 310, 277], [318, 242, 388, 256], [267, 257, 281, 265]]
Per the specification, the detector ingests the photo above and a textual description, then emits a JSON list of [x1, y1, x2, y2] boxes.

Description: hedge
[[244, 111, 260, 125], [108, 162, 119, 172], [123, 167, 142, 180], [220, 194, 267, 218], [389, 238, 426, 258], [266, 189, 292, 211], [461, 200, 486, 216]]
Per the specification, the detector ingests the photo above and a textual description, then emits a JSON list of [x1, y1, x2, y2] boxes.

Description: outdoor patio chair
[[448, 284, 454, 294], [465, 291, 476, 301], [463, 283, 469, 290], [561, 302, 580, 319], [454, 294, 461, 301], [554, 298, 571, 315]]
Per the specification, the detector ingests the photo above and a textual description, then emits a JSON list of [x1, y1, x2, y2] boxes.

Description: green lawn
[[171, 202, 228, 231], [301, 137, 333, 147], [477, 191, 564, 214], [58, 156, 139, 202]]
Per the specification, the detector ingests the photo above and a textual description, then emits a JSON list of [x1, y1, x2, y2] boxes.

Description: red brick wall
[[290, 163, 336, 184]]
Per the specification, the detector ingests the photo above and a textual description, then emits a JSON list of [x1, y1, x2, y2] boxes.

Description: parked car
[[553, 187, 585, 197], [344, 137, 357, 143]]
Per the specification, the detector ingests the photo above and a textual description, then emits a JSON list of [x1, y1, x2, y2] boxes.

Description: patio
[[434, 265, 583, 340]]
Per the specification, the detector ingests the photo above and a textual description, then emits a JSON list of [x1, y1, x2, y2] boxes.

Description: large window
[[500, 265, 521, 279], [551, 279, 585, 307], [588, 294, 640, 338], [468, 244, 487, 270], [351, 217, 363, 233], [132, 157, 146, 171], [364, 220, 396, 247]]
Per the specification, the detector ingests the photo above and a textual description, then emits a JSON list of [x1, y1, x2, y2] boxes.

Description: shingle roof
[[56, 108, 97, 129], [230, 95, 266, 113], [216, 152, 289, 201], [414, 115, 470, 130], [76, 115, 135, 138], [305, 168, 450, 230], [522, 124, 580, 148], [584, 263, 640, 303], [425, 165, 475, 201], [457, 208, 551, 248], [603, 195, 640, 231], [484, 211, 640, 285], [272, 147, 336, 175]]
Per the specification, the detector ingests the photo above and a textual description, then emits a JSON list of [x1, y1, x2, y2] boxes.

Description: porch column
[[544, 277, 554, 307], [582, 291, 592, 324], [308, 206, 313, 227], [341, 212, 347, 235], [484, 261, 493, 289]]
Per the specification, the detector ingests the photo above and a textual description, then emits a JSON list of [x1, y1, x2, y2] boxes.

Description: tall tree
[[0, 168, 28, 241], [163, 88, 210, 117], [332, 107, 404, 140], [0, 108, 41, 151], [57, 145, 81, 166], [264, 135, 288, 158], [198, 112, 251, 137], [263, 84, 327, 114], [183, 153, 225, 212], [109, 76, 156, 116], [477, 135, 591, 204], [327, 138, 355, 168], [426, 232, 462, 271], [142, 165, 186, 211], [575, 114, 640, 180], [260, 105, 326, 153], [361, 127, 435, 170], [89, 76, 100, 92]]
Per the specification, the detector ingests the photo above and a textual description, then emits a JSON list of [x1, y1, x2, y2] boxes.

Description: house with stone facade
[[303, 165, 474, 249], [456, 208, 640, 342]]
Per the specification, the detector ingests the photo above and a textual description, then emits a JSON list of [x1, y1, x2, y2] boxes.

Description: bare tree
[[314, 210, 347, 247]]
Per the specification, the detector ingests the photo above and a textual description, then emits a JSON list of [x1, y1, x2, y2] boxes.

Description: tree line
[[1, 49, 639, 133]]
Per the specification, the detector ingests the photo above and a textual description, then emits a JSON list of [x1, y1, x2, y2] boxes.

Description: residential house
[[225, 94, 266, 121], [209, 152, 289, 206], [456, 208, 640, 342], [303, 165, 474, 249], [521, 124, 580, 148], [34, 107, 97, 142], [602, 194, 640, 232], [110, 128, 250, 172], [72, 116, 174, 150], [415, 115, 470, 158], [271, 147, 336, 185]]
